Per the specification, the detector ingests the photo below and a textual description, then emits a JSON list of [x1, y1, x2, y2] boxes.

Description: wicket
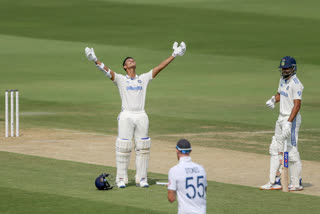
[[5, 90, 19, 137]]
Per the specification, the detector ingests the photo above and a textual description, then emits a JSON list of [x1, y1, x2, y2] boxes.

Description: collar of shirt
[[126, 74, 138, 80], [284, 73, 296, 84], [179, 156, 192, 163]]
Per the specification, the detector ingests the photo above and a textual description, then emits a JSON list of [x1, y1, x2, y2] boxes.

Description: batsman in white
[[260, 56, 304, 191], [168, 139, 207, 214], [85, 42, 186, 188]]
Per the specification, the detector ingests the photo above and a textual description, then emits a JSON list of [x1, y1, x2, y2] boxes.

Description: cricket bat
[[156, 182, 168, 186], [281, 139, 289, 192]]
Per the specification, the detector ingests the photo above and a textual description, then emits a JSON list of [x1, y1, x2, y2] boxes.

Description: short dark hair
[[122, 57, 133, 71], [176, 139, 192, 154]]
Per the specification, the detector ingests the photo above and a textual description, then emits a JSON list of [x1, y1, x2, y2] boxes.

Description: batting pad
[[289, 158, 302, 188], [116, 138, 132, 184], [269, 136, 283, 155], [135, 137, 151, 184], [269, 155, 281, 184]]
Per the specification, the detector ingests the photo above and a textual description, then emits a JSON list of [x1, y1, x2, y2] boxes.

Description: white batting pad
[[135, 137, 151, 184], [116, 138, 132, 184], [269, 155, 281, 184], [289, 159, 302, 188], [269, 136, 283, 155]]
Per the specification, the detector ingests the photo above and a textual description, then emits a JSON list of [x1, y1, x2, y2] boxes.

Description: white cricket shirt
[[113, 70, 153, 112], [168, 156, 207, 214], [277, 74, 304, 116]]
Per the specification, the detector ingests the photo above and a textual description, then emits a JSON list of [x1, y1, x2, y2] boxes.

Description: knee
[[116, 138, 132, 153], [135, 137, 151, 154]]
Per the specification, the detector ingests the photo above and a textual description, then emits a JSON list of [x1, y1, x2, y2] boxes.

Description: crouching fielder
[[261, 56, 304, 191], [85, 42, 186, 188]]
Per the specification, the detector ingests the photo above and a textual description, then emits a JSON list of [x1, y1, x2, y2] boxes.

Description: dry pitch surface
[[0, 128, 319, 196]]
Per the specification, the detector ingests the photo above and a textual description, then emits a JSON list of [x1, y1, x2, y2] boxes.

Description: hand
[[85, 47, 98, 62], [172, 41, 186, 57], [282, 121, 292, 139], [266, 96, 276, 109]]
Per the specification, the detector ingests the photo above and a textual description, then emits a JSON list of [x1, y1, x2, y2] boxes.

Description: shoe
[[260, 182, 282, 190], [289, 185, 303, 191], [117, 180, 126, 188], [288, 178, 303, 191], [136, 178, 149, 188]]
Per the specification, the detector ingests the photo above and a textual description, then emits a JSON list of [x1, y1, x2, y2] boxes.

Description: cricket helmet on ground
[[95, 173, 113, 190]]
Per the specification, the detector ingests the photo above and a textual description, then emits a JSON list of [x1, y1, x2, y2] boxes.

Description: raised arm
[[152, 42, 186, 79], [152, 56, 175, 78], [84, 47, 115, 81]]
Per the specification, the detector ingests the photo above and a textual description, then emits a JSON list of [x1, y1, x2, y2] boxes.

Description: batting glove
[[172, 42, 186, 57], [266, 96, 276, 109], [85, 47, 98, 62], [282, 121, 292, 139]]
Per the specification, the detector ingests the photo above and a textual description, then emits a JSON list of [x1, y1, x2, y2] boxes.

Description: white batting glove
[[172, 41, 186, 57], [282, 121, 292, 139], [178, 42, 186, 56], [266, 96, 276, 109], [85, 47, 98, 62]]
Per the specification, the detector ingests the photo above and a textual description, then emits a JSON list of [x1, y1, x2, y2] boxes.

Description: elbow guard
[[96, 63, 112, 79]]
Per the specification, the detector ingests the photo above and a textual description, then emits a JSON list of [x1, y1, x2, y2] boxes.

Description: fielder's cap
[[279, 56, 296, 69], [176, 139, 192, 154]]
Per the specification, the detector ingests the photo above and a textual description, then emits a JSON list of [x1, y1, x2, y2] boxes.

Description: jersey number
[[185, 176, 205, 199]]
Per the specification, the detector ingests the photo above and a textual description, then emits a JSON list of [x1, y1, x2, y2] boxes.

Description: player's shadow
[[302, 182, 312, 188]]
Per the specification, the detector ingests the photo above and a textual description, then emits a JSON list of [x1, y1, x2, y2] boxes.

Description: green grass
[[1, 0, 319, 213], [0, 152, 319, 214], [0, 0, 319, 160]]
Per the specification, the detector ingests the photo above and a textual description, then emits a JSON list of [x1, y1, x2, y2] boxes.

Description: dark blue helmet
[[278, 56, 297, 71], [95, 173, 113, 190], [278, 56, 297, 79]]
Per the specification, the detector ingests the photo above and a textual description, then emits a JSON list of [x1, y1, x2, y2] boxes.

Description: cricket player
[[85, 42, 186, 188], [168, 139, 207, 214], [260, 56, 304, 191]]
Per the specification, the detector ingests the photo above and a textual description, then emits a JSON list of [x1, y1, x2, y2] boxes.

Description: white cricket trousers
[[117, 110, 149, 140]]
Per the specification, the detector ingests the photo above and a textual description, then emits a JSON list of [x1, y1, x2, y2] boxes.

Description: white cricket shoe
[[117, 180, 126, 188], [136, 179, 149, 188], [288, 179, 303, 191], [260, 182, 282, 190], [289, 185, 303, 191]]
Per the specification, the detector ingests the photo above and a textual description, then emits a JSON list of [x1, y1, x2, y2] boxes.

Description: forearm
[[167, 190, 176, 203], [95, 60, 115, 81], [275, 93, 280, 103], [288, 101, 301, 122], [152, 56, 175, 78]]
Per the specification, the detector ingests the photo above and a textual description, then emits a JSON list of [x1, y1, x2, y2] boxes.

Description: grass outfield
[[0, 0, 319, 212], [0, 151, 319, 214], [0, 0, 319, 161]]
